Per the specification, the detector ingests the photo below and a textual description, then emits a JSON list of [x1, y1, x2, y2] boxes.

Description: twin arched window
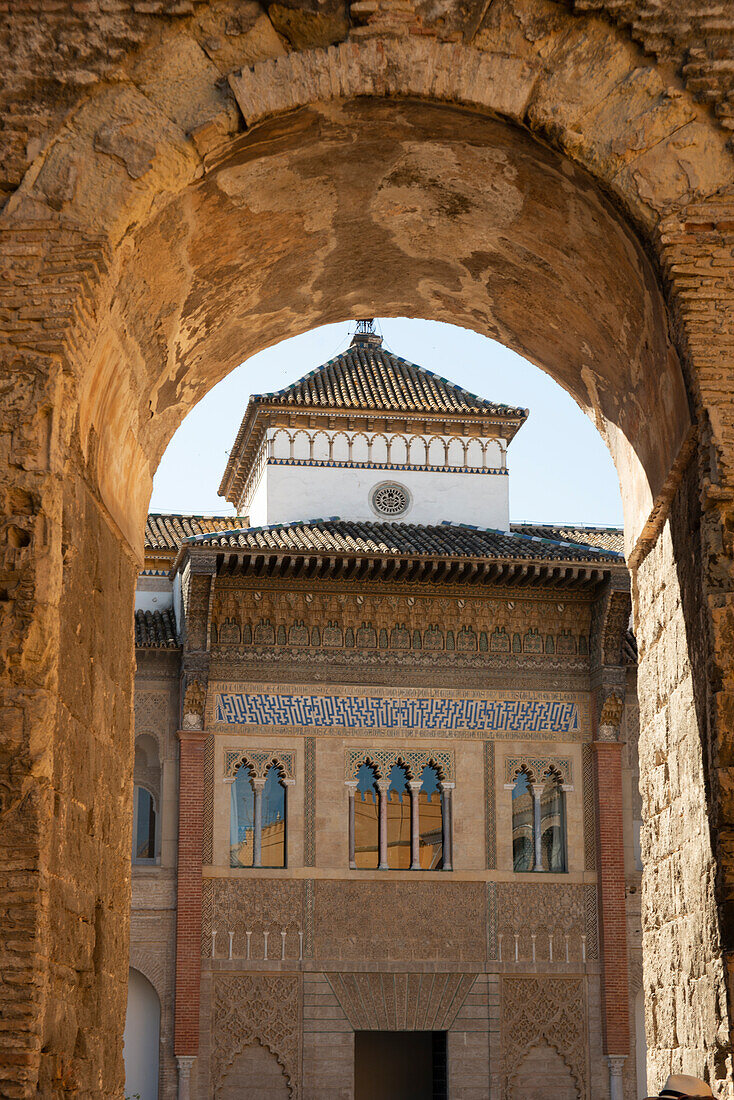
[[349, 760, 452, 871], [512, 769, 567, 873], [230, 763, 287, 868]]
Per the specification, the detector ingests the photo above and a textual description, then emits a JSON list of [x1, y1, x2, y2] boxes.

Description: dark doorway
[[354, 1031, 447, 1100]]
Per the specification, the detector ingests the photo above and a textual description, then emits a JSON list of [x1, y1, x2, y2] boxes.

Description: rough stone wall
[[635, 461, 732, 1087], [2, 1, 734, 1096]]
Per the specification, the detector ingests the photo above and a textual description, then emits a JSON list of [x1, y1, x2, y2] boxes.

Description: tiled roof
[[251, 336, 529, 418], [511, 523, 625, 556], [145, 513, 249, 552], [135, 608, 179, 648], [183, 519, 623, 563]]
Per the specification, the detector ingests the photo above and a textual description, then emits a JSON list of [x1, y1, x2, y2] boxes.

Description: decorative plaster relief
[[313, 881, 486, 961], [326, 971, 477, 1031], [492, 883, 598, 962], [502, 977, 587, 1099], [202, 879, 305, 959], [344, 748, 454, 781], [485, 741, 496, 869], [504, 756, 573, 786], [223, 749, 296, 780], [212, 975, 300, 1098]]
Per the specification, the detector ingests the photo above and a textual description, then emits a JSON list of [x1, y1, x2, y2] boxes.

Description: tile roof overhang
[[143, 513, 249, 570], [134, 607, 179, 648], [171, 520, 626, 592], [218, 338, 529, 507]]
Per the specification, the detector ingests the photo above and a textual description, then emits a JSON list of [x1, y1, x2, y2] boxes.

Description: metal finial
[[355, 318, 376, 335]]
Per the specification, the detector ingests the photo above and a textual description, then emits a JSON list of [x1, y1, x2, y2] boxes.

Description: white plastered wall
[[246, 429, 511, 529]]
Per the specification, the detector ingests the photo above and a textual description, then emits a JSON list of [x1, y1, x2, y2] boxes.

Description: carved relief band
[[313, 880, 486, 961]]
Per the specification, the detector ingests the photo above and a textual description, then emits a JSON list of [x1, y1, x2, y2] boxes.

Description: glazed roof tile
[[252, 337, 528, 418], [135, 608, 179, 648], [511, 523, 624, 556], [145, 513, 249, 552], [183, 519, 623, 563]]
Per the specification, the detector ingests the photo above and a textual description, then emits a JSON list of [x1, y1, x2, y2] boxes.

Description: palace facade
[[127, 327, 644, 1100]]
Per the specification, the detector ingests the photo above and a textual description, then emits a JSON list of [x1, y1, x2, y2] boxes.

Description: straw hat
[[647, 1075, 714, 1099]]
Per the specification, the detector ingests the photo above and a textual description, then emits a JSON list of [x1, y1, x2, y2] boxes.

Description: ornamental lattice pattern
[[212, 974, 300, 1098], [223, 748, 296, 780], [484, 741, 496, 869], [501, 977, 587, 1099], [344, 748, 454, 781], [304, 737, 316, 867], [504, 756, 573, 785], [582, 744, 597, 871]]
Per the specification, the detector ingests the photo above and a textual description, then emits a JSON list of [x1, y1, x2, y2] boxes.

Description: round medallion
[[371, 482, 410, 517]]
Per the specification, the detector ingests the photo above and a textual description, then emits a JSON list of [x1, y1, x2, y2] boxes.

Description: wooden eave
[[181, 543, 623, 591]]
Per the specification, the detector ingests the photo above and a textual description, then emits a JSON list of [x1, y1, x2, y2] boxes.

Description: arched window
[[229, 761, 287, 869], [230, 765, 255, 868], [540, 775, 566, 873], [132, 785, 157, 863], [386, 763, 411, 869], [354, 763, 379, 869], [261, 764, 286, 869], [418, 764, 443, 869], [512, 771, 535, 872], [511, 768, 568, 873], [132, 733, 160, 865]]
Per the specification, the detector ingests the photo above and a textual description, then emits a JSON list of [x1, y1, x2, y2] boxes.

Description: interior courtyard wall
[[2, 3, 734, 1095]]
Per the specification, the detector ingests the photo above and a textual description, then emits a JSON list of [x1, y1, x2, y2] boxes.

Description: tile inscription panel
[[209, 682, 589, 739]]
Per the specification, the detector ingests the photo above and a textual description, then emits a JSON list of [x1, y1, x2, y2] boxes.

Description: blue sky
[[151, 318, 624, 528]]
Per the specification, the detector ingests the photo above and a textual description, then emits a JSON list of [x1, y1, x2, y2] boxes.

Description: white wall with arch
[[124, 967, 160, 1100], [247, 428, 511, 528]]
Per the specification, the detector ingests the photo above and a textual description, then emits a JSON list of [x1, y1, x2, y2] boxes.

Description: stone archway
[[2, 6, 734, 1097]]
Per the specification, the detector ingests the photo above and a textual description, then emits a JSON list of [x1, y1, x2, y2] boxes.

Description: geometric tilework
[[215, 691, 581, 734]]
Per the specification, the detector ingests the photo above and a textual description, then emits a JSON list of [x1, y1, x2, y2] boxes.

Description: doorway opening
[[354, 1030, 447, 1100]]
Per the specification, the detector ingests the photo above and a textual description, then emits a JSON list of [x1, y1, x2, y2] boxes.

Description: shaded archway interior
[[81, 97, 690, 555]]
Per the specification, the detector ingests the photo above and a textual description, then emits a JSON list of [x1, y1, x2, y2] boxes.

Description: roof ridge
[[248, 342, 527, 417]]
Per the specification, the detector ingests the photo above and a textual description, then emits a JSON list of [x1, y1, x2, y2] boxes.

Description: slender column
[[594, 740, 630, 1060], [531, 782, 545, 871], [174, 729, 208, 1075], [253, 777, 266, 867], [409, 780, 422, 870], [346, 781, 357, 869], [608, 1054, 627, 1100], [176, 1054, 196, 1100], [377, 779, 390, 870], [442, 783, 454, 870]]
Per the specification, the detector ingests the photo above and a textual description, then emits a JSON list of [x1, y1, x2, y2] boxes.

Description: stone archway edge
[[226, 36, 732, 236]]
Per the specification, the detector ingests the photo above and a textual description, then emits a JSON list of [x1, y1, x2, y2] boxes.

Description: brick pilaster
[[594, 740, 630, 1056], [174, 728, 208, 1058]]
